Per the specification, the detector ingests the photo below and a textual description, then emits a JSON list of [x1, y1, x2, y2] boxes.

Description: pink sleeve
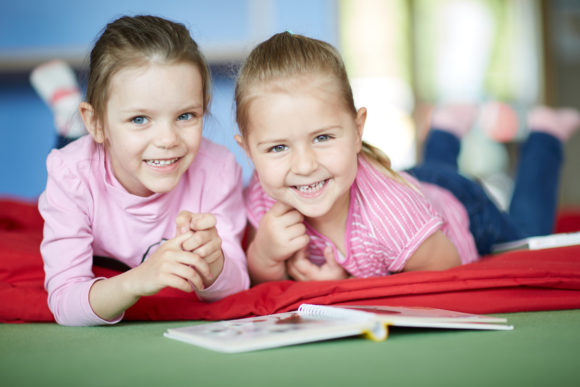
[[195, 150, 250, 301], [38, 150, 121, 326], [244, 172, 275, 229]]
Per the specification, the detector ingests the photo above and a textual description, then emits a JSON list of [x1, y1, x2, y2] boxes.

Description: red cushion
[[2, 198, 580, 323]]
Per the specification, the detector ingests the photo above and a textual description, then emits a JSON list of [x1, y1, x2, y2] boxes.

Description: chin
[[292, 203, 329, 219], [146, 181, 180, 195]]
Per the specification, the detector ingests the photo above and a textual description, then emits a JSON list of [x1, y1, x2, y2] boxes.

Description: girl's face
[[91, 62, 204, 197], [238, 77, 366, 225]]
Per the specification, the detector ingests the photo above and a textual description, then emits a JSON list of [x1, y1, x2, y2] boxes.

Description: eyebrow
[[119, 103, 204, 115], [256, 138, 286, 147], [255, 125, 342, 147]]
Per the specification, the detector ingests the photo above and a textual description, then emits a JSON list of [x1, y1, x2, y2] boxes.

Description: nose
[[291, 145, 318, 175], [155, 122, 179, 150]]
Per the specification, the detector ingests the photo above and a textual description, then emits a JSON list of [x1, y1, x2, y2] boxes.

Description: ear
[[234, 134, 251, 157], [79, 102, 105, 144], [355, 107, 367, 152]]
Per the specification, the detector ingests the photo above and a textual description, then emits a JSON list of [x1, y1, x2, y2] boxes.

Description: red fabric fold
[[2, 198, 580, 324]]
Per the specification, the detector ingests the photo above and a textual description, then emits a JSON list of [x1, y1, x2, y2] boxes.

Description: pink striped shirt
[[245, 157, 478, 277]]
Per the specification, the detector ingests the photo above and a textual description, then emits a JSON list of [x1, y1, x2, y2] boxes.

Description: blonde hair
[[235, 32, 405, 183], [85, 15, 211, 126]]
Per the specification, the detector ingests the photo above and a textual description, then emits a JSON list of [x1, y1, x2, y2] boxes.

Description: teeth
[[296, 181, 325, 193], [146, 158, 178, 167]]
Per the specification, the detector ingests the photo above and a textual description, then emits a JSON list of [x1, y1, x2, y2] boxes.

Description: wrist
[[247, 241, 287, 282], [205, 254, 224, 287]]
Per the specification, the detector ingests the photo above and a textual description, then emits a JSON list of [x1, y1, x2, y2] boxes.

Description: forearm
[[196, 246, 250, 301], [88, 271, 141, 322], [247, 240, 288, 284], [206, 255, 225, 287]]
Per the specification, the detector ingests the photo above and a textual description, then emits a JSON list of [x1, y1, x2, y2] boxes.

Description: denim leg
[[56, 135, 75, 149], [422, 129, 461, 170], [508, 132, 563, 237]]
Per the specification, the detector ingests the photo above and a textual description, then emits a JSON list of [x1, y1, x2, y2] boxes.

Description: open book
[[491, 231, 580, 253], [163, 304, 513, 353]]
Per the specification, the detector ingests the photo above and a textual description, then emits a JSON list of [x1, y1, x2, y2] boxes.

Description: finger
[[168, 231, 196, 247], [182, 228, 222, 253], [279, 210, 304, 227], [199, 249, 223, 264], [190, 213, 217, 231], [285, 222, 307, 239], [192, 238, 222, 260], [176, 251, 214, 281], [156, 263, 201, 293], [269, 200, 296, 216], [286, 259, 304, 281], [175, 211, 194, 235], [181, 228, 214, 251], [287, 233, 310, 252], [287, 249, 311, 281], [323, 245, 339, 267], [171, 264, 205, 291], [162, 274, 196, 293]]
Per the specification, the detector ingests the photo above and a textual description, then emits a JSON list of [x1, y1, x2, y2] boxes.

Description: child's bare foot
[[430, 103, 478, 139], [527, 106, 580, 142]]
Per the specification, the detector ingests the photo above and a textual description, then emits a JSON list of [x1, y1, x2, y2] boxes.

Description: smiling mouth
[[145, 158, 180, 167], [292, 179, 329, 193]]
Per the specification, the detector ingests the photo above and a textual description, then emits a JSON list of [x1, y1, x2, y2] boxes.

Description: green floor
[[1, 309, 579, 387]]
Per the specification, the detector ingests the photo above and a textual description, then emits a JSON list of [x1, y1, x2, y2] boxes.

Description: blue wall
[[0, 0, 338, 200]]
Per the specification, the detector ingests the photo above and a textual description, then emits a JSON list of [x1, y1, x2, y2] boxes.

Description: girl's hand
[[286, 245, 349, 281], [247, 201, 310, 283], [256, 201, 309, 261], [130, 231, 213, 295], [89, 230, 213, 322], [175, 211, 225, 286], [175, 210, 195, 236]]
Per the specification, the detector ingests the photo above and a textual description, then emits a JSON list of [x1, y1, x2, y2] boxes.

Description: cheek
[[187, 132, 203, 153], [254, 158, 285, 187], [330, 149, 358, 181]]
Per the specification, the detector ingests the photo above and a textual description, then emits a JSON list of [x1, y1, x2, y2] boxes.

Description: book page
[[164, 311, 383, 353], [337, 305, 513, 330], [491, 231, 580, 253]]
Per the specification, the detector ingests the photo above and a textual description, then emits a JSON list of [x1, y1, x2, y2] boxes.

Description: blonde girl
[[39, 15, 249, 326], [234, 32, 574, 284]]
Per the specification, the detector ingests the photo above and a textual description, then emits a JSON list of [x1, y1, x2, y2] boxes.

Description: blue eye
[[269, 144, 288, 153], [178, 113, 194, 121], [132, 116, 148, 125], [314, 134, 330, 143]]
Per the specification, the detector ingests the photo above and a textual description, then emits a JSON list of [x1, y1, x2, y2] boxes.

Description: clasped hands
[[131, 210, 224, 296]]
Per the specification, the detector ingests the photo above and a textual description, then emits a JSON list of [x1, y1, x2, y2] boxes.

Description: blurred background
[[1, 0, 579, 208]]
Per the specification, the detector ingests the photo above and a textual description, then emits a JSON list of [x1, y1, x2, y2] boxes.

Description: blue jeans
[[56, 135, 75, 149], [406, 129, 563, 255]]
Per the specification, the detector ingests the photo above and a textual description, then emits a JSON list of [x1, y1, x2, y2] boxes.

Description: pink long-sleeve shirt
[[39, 135, 249, 326]]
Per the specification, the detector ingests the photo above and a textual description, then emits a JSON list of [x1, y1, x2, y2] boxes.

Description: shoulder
[[44, 135, 102, 190], [39, 136, 102, 225], [46, 135, 96, 166], [356, 155, 420, 195], [353, 155, 439, 224]]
